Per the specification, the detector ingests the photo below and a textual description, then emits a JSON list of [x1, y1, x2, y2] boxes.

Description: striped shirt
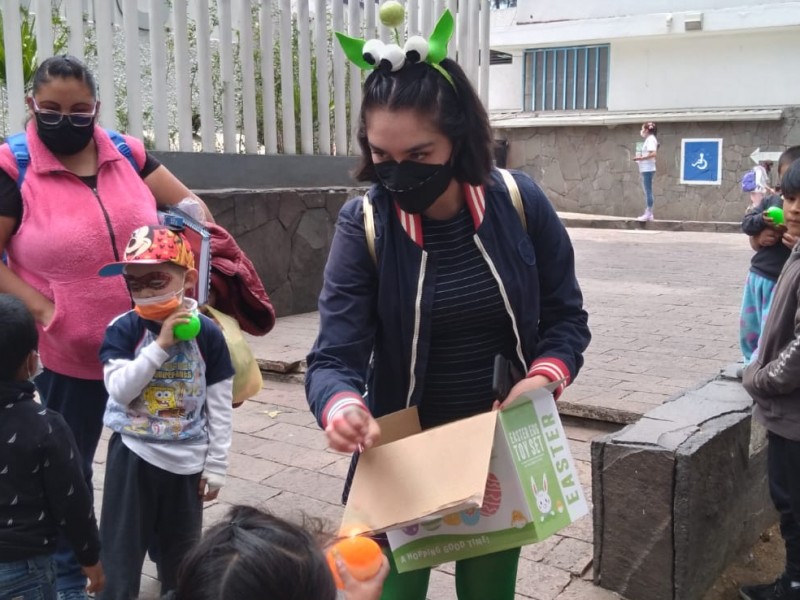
[[418, 207, 518, 429]]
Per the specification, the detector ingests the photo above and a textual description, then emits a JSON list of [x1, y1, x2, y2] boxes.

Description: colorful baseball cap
[[98, 225, 195, 277]]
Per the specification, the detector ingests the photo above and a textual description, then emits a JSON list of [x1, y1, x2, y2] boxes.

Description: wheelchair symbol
[[691, 153, 708, 171]]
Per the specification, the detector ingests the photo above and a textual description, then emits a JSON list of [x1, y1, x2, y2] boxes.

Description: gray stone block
[[592, 442, 675, 600], [593, 377, 776, 600]]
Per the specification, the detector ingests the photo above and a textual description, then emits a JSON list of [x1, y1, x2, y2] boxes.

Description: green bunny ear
[[426, 9, 454, 64], [335, 32, 372, 70]]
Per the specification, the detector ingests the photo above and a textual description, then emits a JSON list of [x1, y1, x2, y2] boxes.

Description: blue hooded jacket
[[305, 169, 590, 429]]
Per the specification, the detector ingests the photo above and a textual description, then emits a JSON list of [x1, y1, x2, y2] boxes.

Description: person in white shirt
[[633, 122, 659, 221], [750, 160, 775, 208]]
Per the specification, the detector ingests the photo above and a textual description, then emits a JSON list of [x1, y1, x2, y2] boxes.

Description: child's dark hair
[[779, 146, 800, 175], [173, 505, 337, 600], [0, 294, 38, 381], [781, 159, 800, 198], [643, 122, 657, 137], [32, 54, 97, 97], [354, 59, 494, 186]]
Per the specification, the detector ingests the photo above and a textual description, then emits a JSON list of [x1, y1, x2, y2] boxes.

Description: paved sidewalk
[[93, 381, 619, 600], [247, 228, 752, 424], [96, 227, 751, 599]]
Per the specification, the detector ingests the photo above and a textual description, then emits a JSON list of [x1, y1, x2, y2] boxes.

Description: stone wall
[[202, 188, 365, 318], [592, 373, 775, 600], [498, 107, 800, 222]]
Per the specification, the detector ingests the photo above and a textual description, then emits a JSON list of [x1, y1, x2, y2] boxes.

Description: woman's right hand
[[338, 553, 390, 600], [326, 407, 381, 453]]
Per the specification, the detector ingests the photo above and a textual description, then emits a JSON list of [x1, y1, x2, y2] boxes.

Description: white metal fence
[[0, 0, 491, 155]]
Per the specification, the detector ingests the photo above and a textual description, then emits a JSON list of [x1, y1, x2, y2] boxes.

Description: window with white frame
[[523, 45, 610, 111]]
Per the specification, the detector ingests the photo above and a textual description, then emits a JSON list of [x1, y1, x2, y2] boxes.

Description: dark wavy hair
[[0, 294, 38, 381], [782, 158, 800, 199], [32, 54, 97, 97], [642, 122, 657, 137], [172, 505, 337, 600], [779, 146, 800, 175], [353, 59, 494, 186]]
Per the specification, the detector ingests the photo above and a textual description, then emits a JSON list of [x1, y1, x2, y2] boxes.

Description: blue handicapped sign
[[681, 139, 722, 185]]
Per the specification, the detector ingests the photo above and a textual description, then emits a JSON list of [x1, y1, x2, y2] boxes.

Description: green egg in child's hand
[[174, 312, 202, 341], [766, 206, 785, 226]]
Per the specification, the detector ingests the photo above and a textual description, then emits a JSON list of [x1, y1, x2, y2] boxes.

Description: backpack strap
[[5, 129, 139, 189], [497, 168, 527, 231], [105, 129, 139, 173], [363, 192, 377, 266], [5, 132, 29, 188]]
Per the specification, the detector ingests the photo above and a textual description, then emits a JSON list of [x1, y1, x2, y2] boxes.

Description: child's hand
[[762, 214, 786, 231], [783, 232, 799, 250], [82, 561, 105, 594], [199, 471, 224, 501], [326, 407, 381, 453], [198, 477, 222, 502], [337, 552, 390, 600], [156, 309, 192, 350], [757, 228, 782, 247]]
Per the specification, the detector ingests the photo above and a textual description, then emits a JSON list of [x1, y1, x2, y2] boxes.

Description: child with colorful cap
[[95, 225, 234, 600]]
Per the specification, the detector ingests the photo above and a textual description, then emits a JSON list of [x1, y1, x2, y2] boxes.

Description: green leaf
[[427, 9, 454, 64], [334, 32, 371, 71]]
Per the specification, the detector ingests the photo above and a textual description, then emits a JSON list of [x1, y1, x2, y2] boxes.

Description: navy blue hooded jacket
[[305, 169, 590, 429]]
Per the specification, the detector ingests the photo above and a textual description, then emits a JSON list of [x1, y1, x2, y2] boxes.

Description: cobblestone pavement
[[93, 228, 752, 599], [246, 228, 753, 424]]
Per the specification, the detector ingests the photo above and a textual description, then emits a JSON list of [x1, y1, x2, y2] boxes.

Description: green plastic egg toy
[[766, 206, 784, 226], [174, 312, 202, 341]]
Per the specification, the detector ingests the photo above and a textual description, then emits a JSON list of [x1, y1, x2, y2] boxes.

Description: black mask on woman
[[35, 116, 95, 156], [374, 160, 453, 214]]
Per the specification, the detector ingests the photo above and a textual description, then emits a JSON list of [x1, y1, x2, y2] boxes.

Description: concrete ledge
[[152, 151, 360, 190], [559, 213, 741, 234], [591, 374, 775, 600]]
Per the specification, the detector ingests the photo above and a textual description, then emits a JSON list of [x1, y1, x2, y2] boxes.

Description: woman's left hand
[[492, 374, 551, 410]]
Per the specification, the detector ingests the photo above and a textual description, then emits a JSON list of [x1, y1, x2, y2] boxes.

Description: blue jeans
[[34, 369, 107, 593], [641, 170, 654, 210], [0, 555, 56, 600]]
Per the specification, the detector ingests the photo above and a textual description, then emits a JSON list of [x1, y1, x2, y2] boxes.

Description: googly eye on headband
[[334, 4, 456, 89]]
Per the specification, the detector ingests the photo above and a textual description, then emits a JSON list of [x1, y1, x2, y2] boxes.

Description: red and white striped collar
[[394, 183, 486, 248]]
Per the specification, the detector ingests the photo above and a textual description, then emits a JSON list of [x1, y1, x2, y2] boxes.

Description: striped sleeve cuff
[[322, 391, 369, 428], [528, 358, 571, 399]]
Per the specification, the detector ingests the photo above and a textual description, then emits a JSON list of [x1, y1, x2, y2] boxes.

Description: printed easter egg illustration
[[420, 517, 442, 532], [443, 512, 462, 526], [511, 510, 527, 529], [460, 508, 480, 526], [480, 473, 502, 517], [402, 524, 419, 536], [556, 500, 565, 514]]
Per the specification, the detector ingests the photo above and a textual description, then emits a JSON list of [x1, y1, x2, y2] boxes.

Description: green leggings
[[379, 546, 521, 600]]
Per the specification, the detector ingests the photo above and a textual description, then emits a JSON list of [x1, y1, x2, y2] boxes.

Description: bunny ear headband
[[335, 5, 456, 89]]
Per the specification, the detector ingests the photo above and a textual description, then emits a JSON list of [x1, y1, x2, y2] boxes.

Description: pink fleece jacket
[[0, 122, 158, 380]]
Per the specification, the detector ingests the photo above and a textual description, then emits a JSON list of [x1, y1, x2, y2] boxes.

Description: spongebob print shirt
[[100, 302, 233, 443]]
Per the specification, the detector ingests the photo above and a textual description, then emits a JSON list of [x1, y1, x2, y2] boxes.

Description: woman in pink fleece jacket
[[0, 55, 212, 600]]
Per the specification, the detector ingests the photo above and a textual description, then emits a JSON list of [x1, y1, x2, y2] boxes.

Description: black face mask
[[35, 116, 95, 156], [374, 160, 453, 214]]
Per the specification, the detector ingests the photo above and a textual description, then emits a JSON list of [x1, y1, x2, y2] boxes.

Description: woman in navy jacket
[[305, 55, 590, 599]]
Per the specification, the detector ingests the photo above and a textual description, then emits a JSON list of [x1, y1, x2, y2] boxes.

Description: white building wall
[[516, 0, 787, 24], [488, 57, 523, 111], [607, 29, 800, 111]]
